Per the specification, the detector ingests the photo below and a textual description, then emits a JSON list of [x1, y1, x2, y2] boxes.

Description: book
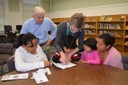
[[1, 73, 29, 81], [52, 62, 76, 69]]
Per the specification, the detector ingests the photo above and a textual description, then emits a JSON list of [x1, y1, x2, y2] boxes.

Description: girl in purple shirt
[[80, 37, 100, 64]]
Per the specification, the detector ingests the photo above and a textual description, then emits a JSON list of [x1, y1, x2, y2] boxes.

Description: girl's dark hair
[[16, 33, 38, 48], [70, 13, 85, 29], [84, 37, 97, 50], [61, 35, 76, 51], [98, 33, 115, 49]]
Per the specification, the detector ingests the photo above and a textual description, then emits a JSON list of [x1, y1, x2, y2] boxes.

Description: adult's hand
[[44, 61, 51, 67], [45, 39, 52, 46]]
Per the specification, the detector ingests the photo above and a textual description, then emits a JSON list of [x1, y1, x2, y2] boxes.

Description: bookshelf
[[84, 16, 97, 39], [124, 15, 128, 54], [97, 14, 126, 52], [51, 14, 128, 55], [51, 18, 64, 25], [51, 17, 70, 25]]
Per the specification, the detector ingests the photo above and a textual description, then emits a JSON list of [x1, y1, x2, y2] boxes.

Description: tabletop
[[0, 62, 128, 85]]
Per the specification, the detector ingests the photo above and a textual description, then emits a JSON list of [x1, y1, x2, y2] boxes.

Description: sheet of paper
[[46, 68, 52, 75], [32, 69, 49, 84], [1, 73, 29, 81], [52, 62, 76, 69]]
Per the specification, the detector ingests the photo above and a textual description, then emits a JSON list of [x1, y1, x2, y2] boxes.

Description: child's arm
[[80, 51, 88, 63], [80, 60, 88, 63]]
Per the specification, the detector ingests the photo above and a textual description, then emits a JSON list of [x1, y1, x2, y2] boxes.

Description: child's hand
[[80, 60, 88, 64], [60, 51, 68, 64], [60, 55, 68, 64], [67, 54, 72, 62]]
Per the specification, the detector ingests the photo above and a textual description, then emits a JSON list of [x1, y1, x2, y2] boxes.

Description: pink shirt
[[81, 50, 100, 64], [103, 47, 123, 69]]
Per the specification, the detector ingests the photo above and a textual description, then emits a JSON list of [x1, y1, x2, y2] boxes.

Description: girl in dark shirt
[[53, 35, 80, 63]]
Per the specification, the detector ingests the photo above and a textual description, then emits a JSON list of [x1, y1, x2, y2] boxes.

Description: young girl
[[52, 35, 80, 63], [80, 37, 100, 64]]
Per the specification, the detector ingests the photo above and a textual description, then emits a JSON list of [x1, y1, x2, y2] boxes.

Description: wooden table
[[0, 62, 128, 85]]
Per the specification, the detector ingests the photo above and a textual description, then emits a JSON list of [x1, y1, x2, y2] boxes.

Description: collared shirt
[[15, 45, 48, 72], [20, 17, 57, 44]]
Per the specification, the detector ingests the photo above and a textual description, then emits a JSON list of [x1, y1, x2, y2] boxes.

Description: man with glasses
[[20, 6, 57, 61], [55, 13, 85, 64]]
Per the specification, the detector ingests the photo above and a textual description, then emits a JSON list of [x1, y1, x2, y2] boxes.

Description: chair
[[16, 25, 22, 33], [6, 32, 16, 43], [0, 43, 13, 75], [4, 25, 12, 34], [122, 54, 128, 70], [7, 56, 15, 72]]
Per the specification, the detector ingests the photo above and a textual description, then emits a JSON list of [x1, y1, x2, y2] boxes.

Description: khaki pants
[[42, 45, 50, 61]]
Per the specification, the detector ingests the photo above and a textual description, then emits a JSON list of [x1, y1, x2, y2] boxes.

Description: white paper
[[1, 73, 29, 81], [32, 69, 49, 84], [46, 68, 52, 75], [32, 72, 44, 84], [52, 62, 76, 69]]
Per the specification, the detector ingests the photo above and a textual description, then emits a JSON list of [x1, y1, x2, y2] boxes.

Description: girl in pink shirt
[[80, 37, 100, 64]]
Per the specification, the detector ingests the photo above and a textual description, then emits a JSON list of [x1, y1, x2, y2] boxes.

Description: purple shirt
[[104, 47, 123, 69], [81, 50, 100, 64]]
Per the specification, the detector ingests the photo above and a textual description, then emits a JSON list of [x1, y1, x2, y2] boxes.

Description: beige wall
[[51, 0, 128, 11], [50, 0, 128, 18], [4, 0, 128, 31]]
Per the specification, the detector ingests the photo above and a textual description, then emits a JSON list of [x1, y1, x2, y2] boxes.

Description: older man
[[20, 6, 57, 46]]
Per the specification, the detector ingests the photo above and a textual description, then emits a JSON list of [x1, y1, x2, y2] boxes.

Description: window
[[0, 0, 5, 33], [22, 0, 42, 22]]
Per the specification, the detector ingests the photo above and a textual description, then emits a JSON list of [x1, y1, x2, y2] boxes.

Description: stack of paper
[[32, 68, 51, 84], [52, 62, 76, 69], [1, 73, 29, 81]]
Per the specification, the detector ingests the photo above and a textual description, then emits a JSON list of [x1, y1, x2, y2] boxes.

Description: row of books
[[124, 41, 128, 45], [99, 16, 112, 21], [99, 16, 125, 21], [98, 23, 121, 29], [126, 26, 128, 29], [126, 33, 128, 37], [85, 30, 96, 34], [84, 24, 95, 28], [99, 31, 122, 37]]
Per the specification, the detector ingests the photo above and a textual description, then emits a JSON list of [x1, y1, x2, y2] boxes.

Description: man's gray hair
[[32, 6, 45, 16]]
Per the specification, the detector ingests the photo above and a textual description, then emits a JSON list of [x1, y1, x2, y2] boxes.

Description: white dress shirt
[[15, 45, 48, 72]]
